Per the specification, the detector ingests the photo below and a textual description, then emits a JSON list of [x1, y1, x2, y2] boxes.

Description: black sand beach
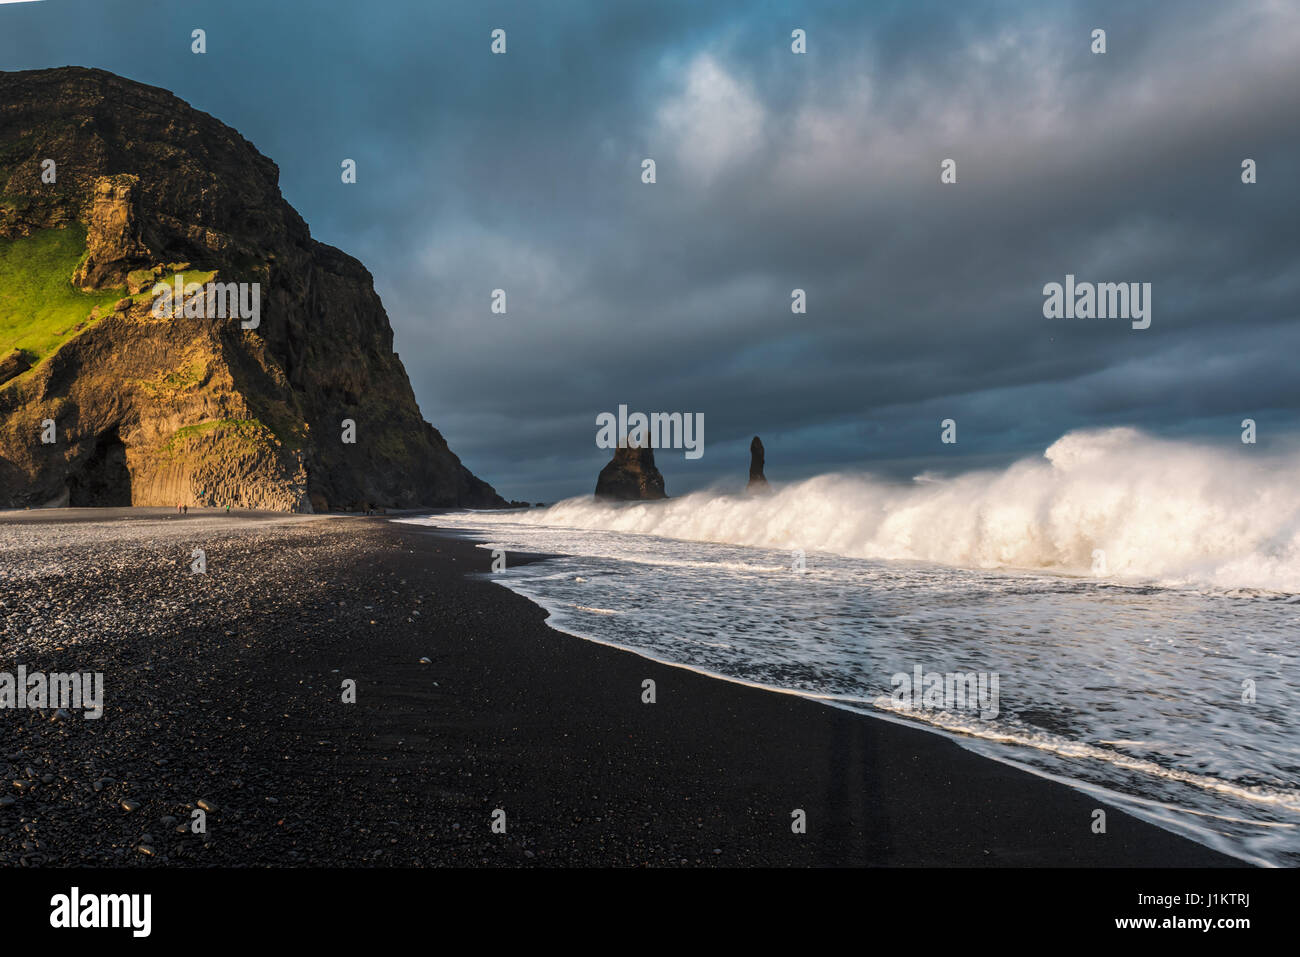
[[0, 509, 1245, 867]]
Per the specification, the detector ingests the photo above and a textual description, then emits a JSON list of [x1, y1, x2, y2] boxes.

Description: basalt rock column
[[747, 435, 770, 493], [594, 444, 667, 501]]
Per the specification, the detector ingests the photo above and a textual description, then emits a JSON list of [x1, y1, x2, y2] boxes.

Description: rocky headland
[[0, 67, 504, 512]]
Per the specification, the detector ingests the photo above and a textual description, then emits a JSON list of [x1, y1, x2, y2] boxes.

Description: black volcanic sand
[[0, 509, 1245, 867]]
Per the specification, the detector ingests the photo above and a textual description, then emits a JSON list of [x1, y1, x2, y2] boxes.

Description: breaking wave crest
[[524, 428, 1300, 593]]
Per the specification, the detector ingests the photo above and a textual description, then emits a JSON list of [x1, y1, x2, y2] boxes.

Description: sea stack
[[0, 67, 505, 512], [594, 444, 667, 501], [746, 435, 770, 493]]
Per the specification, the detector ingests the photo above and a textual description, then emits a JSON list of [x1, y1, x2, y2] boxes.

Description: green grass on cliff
[[163, 418, 275, 455], [0, 226, 125, 366]]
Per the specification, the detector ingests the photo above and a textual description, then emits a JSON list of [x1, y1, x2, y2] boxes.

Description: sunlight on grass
[[0, 225, 124, 363]]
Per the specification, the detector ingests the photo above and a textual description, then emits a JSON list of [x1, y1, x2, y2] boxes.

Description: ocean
[[399, 429, 1300, 866]]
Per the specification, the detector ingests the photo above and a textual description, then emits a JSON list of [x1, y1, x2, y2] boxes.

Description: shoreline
[[429, 521, 1263, 867], [488, 604, 1265, 866], [0, 508, 1247, 866]]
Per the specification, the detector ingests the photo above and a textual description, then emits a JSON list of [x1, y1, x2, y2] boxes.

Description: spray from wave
[[516, 428, 1300, 593]]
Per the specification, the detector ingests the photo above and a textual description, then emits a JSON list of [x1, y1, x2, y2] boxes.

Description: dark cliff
[[0, 67, 505, 510]]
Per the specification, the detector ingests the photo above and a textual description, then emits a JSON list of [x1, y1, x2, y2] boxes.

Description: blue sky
[[3, 0, 1299, 501]]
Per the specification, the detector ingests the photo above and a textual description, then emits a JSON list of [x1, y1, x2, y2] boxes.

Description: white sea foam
[[509, 428, 1300, 593]]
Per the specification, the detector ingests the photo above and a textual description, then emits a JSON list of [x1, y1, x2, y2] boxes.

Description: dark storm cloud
[[3, 0, 1297, 500]]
